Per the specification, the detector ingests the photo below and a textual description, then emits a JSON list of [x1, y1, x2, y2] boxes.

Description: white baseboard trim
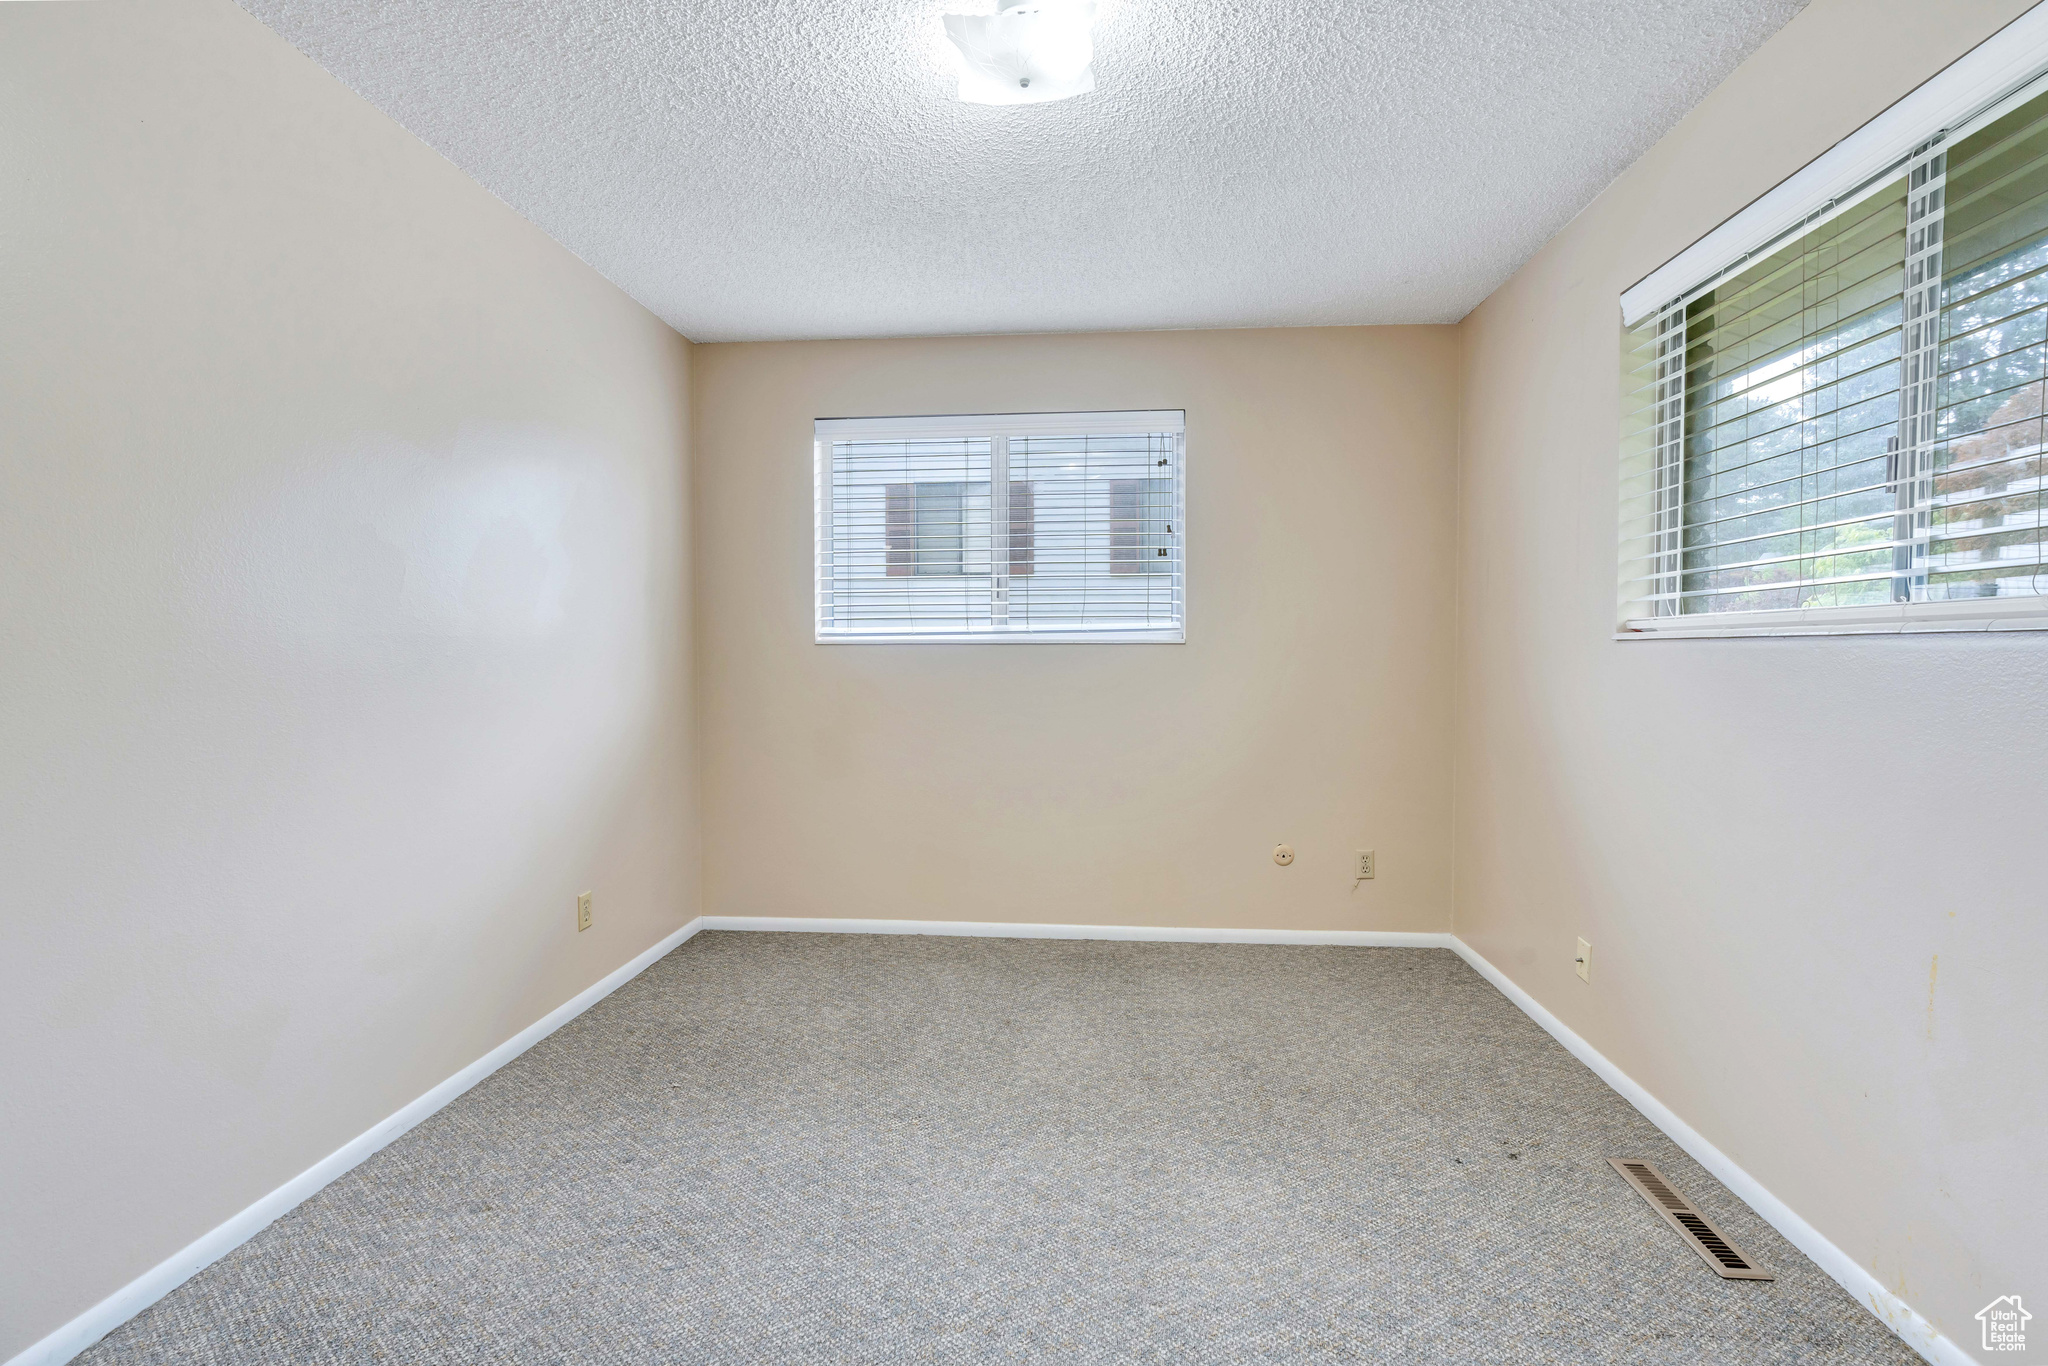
[[1444, 938, 1970, 1366], [9, 917, 705, 1366], [16, 916, 1966, 1366], [698, 915, 1456, 948]]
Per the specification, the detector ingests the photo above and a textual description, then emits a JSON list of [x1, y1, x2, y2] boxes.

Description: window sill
[[817, 628, 1185, 645], [1617, 597, 2048, 640]]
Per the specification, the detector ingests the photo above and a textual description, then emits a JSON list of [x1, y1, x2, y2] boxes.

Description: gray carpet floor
[[83, 933, 1921, 1364]]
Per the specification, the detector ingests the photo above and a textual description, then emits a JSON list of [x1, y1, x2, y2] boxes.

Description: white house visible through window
[[1618, 30, 2048, 636], [816, 411, 1185, 642], [1110, 477, 1175, 573], [887, 481, 983, 577]]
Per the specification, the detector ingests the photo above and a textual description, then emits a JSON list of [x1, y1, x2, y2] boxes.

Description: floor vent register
[[1608, 1158, 1774, 1281]]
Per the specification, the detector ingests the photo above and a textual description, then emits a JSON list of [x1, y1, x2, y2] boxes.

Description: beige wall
[[693, 329, 1458, 935], [0, 1, 697, 1357], [1454, 0, 2048, 1354]]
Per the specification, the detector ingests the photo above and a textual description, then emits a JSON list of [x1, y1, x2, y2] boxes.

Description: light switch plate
[[1575, 937, 1591, 982]]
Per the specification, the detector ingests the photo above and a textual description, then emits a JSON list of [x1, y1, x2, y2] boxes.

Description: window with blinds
[[815, 411, 1185, 642], [1619, 36, 2048, 635]]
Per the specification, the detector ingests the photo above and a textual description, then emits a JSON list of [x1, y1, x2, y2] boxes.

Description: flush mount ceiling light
[[942, 0, 1097, 106]]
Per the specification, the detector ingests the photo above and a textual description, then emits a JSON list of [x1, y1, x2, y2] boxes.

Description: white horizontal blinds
[[820, 436, 992, 634], [816, 412, 1183, 640], [1923, 90, 2048, 597], [1648, 307, 1687, 614], [1007, 432, 1182, 632], [1619, 60, 2048, 626], [1621, 179, 1915, 615]]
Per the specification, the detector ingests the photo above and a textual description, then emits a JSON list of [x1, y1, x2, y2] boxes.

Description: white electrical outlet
[[1355, 850, 1376, 880], [1575, 937, 1591, 982], [577, 892, 593, 933], [1273, 844, 1295, 866]]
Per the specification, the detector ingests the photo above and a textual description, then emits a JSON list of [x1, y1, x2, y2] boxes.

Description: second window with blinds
[[815, 411, 1185, 642]]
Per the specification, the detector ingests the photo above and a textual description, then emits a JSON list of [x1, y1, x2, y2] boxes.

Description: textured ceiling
[[239, 0, 1807, 341]]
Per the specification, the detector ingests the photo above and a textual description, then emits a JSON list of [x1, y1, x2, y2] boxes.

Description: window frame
[[814, 409, 1187, 645], [1615, 9, 2048, 641]]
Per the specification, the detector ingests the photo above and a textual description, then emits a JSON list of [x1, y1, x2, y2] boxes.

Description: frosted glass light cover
[[943, 0, 1097, 106]]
